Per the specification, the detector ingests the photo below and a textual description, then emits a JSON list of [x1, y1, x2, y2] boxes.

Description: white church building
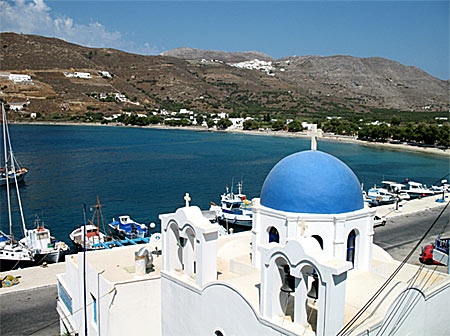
[[57, 148, 450, 335]]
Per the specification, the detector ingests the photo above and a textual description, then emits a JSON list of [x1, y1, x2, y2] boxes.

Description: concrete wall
[[360, 283, 450, 336], [161, 273, 291, 336], [57, 252, 161, 336]]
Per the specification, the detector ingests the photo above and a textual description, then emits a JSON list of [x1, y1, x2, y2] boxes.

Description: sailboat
[[69, 196, 108, 250], [0, 103, 34, 271], [0, 106, 28, 186]]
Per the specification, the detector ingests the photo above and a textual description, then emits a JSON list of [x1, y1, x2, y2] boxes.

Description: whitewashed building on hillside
[[9, 74, 32, 83]]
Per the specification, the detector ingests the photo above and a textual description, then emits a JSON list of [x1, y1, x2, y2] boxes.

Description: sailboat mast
[[6, 121, 27, 236], [2, 104, 13, 240], [96, 195, 100, 230]]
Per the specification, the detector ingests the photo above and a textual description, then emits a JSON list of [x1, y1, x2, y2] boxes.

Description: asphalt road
[[373, 204, 450, 270], [0, 285, 60, 336], [0, 206, 448, 336]]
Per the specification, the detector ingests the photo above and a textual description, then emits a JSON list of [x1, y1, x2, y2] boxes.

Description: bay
[[1, 124, 449, 246]]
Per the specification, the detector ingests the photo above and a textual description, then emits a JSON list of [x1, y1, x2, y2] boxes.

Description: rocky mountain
[[0, 33, 448, 118], [160, 47, 274, 63], [275, 55, 448, 111]]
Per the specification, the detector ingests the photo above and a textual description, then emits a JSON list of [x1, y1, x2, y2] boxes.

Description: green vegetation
[[359, 122, 449, 146], [217, 118, 232, 130], [287, 120, 304, 132]]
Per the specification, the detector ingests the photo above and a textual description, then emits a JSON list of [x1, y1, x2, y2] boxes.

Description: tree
[[196, 114, 204, 125], [391, 115, 401, 126], [243, 119, 259, 130], [287, 120, 303, 132], [271, 119, 285, 131], [206, 119, 215, 128], [217, 118, 232, 129]]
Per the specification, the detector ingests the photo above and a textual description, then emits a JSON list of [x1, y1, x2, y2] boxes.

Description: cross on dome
[[311, 124, 317, 151], [184, 193, 191, 207], [298, 219, 308, 236]]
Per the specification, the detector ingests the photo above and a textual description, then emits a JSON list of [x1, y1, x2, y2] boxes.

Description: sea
[[1, 124, 449, 248]]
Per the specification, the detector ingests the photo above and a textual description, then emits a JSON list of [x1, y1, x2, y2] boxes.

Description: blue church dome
[[260, 150, 364, 214]]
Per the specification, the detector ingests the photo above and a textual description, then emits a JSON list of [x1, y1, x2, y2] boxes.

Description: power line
[[337, 200, 449, 336]]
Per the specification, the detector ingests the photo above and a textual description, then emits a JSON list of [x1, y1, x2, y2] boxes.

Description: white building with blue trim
[[57, 149, 450, 335]]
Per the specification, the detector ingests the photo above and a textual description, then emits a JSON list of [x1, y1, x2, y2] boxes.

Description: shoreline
[[11, 120, 450, 157]]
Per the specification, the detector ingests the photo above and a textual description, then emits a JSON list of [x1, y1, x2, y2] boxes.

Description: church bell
[[307, 273, 319, 299], [280, 265, 295, 293]]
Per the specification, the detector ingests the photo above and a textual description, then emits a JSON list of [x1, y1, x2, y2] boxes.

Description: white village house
[[8, 73, 32, 83], [64, 72, 91, 79], [56, 140, 450, 335]]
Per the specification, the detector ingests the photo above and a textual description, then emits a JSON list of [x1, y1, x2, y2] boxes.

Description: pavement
[[0, 262, 66, 295], [373, 193, 449, 220], [0, 285, 60, 336]]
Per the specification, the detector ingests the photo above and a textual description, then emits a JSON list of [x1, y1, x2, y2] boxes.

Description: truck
[[419, 235, 449, 266]]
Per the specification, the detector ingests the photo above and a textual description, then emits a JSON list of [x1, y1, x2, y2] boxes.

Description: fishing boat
[[109, 215, 148, 239], [69, 196, 108, 250], [365, 186, 397, 206], [0, 103, 34, 271], [20, 216, 70, 264], [379, 181, 410, 200], [430, 179, 449, 195], [210, 182, 253, 228], [399, 180, 435, 199]]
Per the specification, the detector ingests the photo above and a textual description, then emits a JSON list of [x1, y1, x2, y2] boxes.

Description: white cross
[[311, 124, 317, 151], [184, 193, 191, 207], [298, 219, 308, 236]]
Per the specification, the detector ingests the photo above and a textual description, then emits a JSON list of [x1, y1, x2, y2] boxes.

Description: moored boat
[[20, 216, 70, 264], [69, 196, 108, 250], [69, 224, 107, 250], [365, 186, 396, 206], [109, 215, 148, 239], [210, 182, 253, 228], [400, 180, 435, 199]]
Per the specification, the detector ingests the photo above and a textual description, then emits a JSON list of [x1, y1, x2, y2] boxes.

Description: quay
[[374, 193, 449, 220]]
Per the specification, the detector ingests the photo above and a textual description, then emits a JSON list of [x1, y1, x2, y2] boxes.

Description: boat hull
[[0, 258, 35, 272], [108, 224, 146, 240], [217, 216, 252, 228], [0, 170, 28, 186], [34, 249, 63, 264]]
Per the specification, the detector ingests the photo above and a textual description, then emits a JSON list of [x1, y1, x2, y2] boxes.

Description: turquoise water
[[1, 125, 449, 245]]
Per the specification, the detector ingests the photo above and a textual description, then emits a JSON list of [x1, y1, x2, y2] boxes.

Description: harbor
[[0, 123, 449, 336]]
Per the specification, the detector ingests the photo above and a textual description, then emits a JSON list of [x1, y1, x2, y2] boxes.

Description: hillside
[[161, 47, 274, 63], [0, 33, 448, 119]]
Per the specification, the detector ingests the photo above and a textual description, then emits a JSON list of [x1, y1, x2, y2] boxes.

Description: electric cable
[[337, 200, 449, 336]]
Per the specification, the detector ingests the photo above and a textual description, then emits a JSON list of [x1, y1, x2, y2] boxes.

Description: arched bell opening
[[274, 257, 296, 322], [184, 227, 197, 279], [302, 265, 319, 332], [168, 221, 183, 271], [268, 226, 280, 243]]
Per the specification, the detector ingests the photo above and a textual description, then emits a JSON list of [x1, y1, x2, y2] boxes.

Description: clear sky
[[0, 1, 448, 79]]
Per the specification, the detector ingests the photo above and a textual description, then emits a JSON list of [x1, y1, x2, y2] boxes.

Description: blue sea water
[[1, 124, 449, 245]]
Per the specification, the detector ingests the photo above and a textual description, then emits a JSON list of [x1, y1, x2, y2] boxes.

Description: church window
[[346, 230, 356, 266], [214, 330, 224, 336], [268, 226, 280, 243], [312, 235, 323, 249]]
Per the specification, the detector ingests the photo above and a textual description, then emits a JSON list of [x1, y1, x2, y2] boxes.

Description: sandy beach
[[12, 120, 450, 157]]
